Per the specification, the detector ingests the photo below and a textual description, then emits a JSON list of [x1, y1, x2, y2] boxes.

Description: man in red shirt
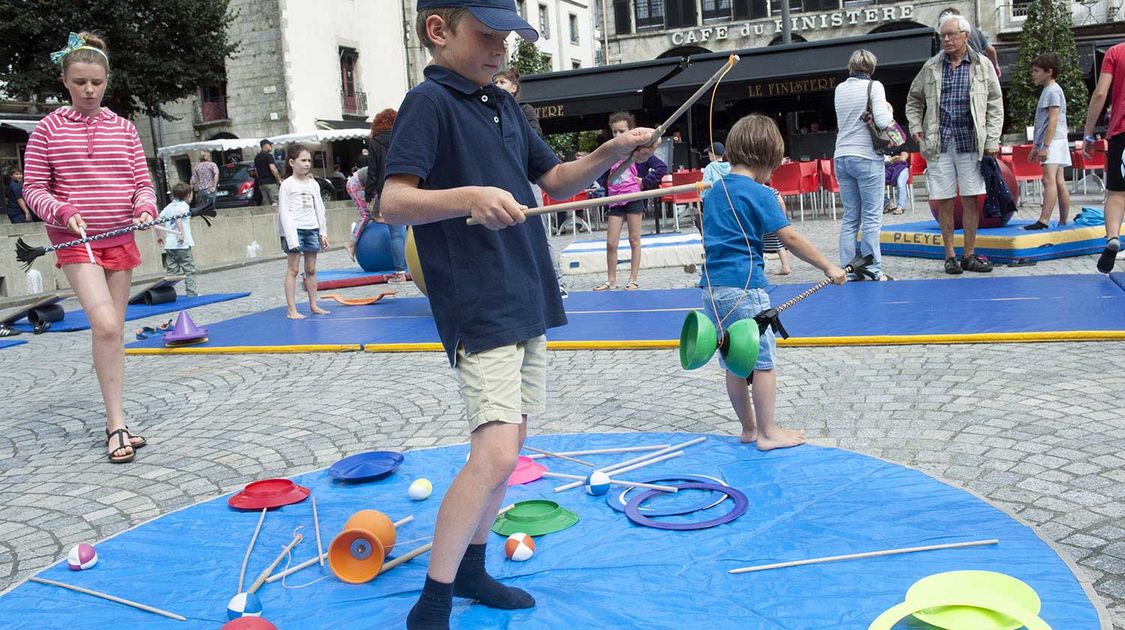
[[1082, 42, 1125, 273]]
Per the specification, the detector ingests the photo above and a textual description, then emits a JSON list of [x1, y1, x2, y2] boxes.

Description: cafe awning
[[519, 57, 688, 119], [660, 27, 937, 105]]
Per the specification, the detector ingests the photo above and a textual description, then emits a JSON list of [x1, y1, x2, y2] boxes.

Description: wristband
[[1084, 135, 1097, 144]]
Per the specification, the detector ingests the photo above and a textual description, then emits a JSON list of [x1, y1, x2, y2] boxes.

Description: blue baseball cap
[[708, 142, 725, 155], [417, 0, 539, 42]]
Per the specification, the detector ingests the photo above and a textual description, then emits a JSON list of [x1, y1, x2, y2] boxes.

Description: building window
[[733, 0, 768, 19], [703, 0, 732, 21], [803, 0, 840, 11], [199, 83, 228, 122], [665, 0, 698, 29], [569, 13, 579, 43], [339, 47, 364, 116], [539, 4, 550, 39], [771, 0, 802, 16], [614, 0, 632, 34], [635, 0, 664, 30], [572, 59, 582, 69], [517, 0, 526, 18]]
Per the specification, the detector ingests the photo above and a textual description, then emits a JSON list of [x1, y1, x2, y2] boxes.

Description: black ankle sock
[[1023, 221, 1049, 230], [406, 576, 453, 630], [453, 543, 535, 610]]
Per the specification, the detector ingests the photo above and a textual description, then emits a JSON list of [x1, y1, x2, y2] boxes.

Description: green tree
[[0, 1, 239, 120], [1006, 0, 1088, 133], [507, 39, 577, 156]]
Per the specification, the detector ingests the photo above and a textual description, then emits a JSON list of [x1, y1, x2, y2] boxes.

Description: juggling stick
[[312, 497, 324, 567], [728, 539, 999, 575], [266, 515, 415, 583], [541, 471, 679, 493], [466, 183, 709, 225], [553, 439, 699, 493], [28, 577, 186, 622], [247, 533, 303, 594], [753, 252, 874, 338], [601, 451, 683, 477], [522, 445, 594, 467], [238, 508, 267, 593], [606, 54, 741, 183], [77, 228, 95, 265], [379, 542, 433, 574], [525, 445, 670, 459], [15, 201, 218, 270]]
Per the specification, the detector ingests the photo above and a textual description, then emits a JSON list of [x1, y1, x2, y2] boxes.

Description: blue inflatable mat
[[0, 433, 1102, 629], [0, 339, 26, 350], [11, 293, 250, 333]]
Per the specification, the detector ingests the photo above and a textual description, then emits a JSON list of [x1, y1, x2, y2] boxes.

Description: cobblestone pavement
[[1, 196, 1123, 628]]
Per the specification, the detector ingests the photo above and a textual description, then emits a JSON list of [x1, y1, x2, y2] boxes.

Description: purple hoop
[[607, 474, 729, 516], [624, 482, 748, 531]]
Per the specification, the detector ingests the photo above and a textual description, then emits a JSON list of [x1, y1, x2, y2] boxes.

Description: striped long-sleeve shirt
[[23, 107, 157, 249]]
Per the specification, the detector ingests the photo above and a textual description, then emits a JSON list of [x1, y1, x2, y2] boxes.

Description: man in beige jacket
[[906, 14, 1004, 275]]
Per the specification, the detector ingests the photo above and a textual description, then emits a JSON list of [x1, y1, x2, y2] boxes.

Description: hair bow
[[50, 32, 108, 65]]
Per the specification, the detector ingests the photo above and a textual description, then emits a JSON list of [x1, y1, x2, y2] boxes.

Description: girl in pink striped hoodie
[[24, 32, 157, 463]]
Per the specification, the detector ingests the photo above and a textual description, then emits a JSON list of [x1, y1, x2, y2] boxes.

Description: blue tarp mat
[[11, 293, 251, 333], [0, 339, 26, 350], [881, 219, 1118, 262], [127, 275, 1125, 351], [0, 433, 1101, 628]]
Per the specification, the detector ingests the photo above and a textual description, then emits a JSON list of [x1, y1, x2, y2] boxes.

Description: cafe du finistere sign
[[669, 4, 915, 46]]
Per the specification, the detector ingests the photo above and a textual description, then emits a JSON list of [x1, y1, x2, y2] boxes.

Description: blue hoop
[[624, 482, 749, 531]]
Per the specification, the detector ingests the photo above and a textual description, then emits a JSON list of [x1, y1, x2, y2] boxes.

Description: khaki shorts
[[456, 335, 547, 432], [925, 151, 986, 200]]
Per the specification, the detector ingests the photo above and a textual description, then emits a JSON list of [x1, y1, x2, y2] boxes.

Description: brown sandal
[[106, 428, 135, 464], [106, 426, 146, 449]]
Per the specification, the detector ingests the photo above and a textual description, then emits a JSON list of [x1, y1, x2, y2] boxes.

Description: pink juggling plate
[[507, 456, 547, 486]]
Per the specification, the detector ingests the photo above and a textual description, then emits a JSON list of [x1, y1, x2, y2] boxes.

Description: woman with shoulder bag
[[833, 49, 894, 281]]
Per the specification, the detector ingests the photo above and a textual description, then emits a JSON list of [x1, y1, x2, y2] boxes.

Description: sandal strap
[[106, 428, 133, 456]]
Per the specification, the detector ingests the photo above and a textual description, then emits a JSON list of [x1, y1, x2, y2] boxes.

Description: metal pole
[[780, 0, 792, 45]]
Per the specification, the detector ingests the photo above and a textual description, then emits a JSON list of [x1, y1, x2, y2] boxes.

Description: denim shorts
[[700, 286, 776, 371], [281, 228, 322, 253]]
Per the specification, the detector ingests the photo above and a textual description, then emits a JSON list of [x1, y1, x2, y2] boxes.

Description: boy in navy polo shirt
[[381, 2, 658, 627]]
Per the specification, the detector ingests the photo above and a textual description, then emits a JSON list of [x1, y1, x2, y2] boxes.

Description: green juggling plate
[[908, 570, 1042, 630], [492, 500, 579, 537], [718, 319, 760, 379], [679, 311, 717, 371]]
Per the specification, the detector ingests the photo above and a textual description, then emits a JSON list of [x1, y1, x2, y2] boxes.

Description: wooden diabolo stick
[[312, 497, 324, 567], [522, 445, 595, 467], [466, 183, 709, 225], [380, 542, 433, 574], [728, 539, 999, 575], [247, 533, 303, 594], [237, 508, 267, 593], [606, 54, 740, 183], [28, 576, 186, 622], [525, 445, 671, 459]]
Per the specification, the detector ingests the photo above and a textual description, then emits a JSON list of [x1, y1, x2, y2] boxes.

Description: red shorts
[[55, 240, 142, 270]]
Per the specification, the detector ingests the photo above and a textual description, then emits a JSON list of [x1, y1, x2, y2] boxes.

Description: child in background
[[594, 111, 668, 291], [1025, 52, 1071, 230], [156, 182, 198, 296], [277, 142, 329, 319], [343, 166, 373, 261], [699, 114, 845, 450]]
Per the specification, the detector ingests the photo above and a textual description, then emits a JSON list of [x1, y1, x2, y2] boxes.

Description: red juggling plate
[[228, 478, 310, 510]]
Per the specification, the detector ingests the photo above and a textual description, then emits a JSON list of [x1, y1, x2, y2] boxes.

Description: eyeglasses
[[940, 31, 967, 40]]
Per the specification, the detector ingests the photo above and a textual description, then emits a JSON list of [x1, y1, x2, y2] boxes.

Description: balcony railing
[[343, 90, 367, 116], [192, 99, 229, 126], [997, 0, 1123, 33]]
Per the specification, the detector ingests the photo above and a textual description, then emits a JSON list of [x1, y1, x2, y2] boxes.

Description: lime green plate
[[909, 570, 1042, 630], [492, 500, 579, 537]]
